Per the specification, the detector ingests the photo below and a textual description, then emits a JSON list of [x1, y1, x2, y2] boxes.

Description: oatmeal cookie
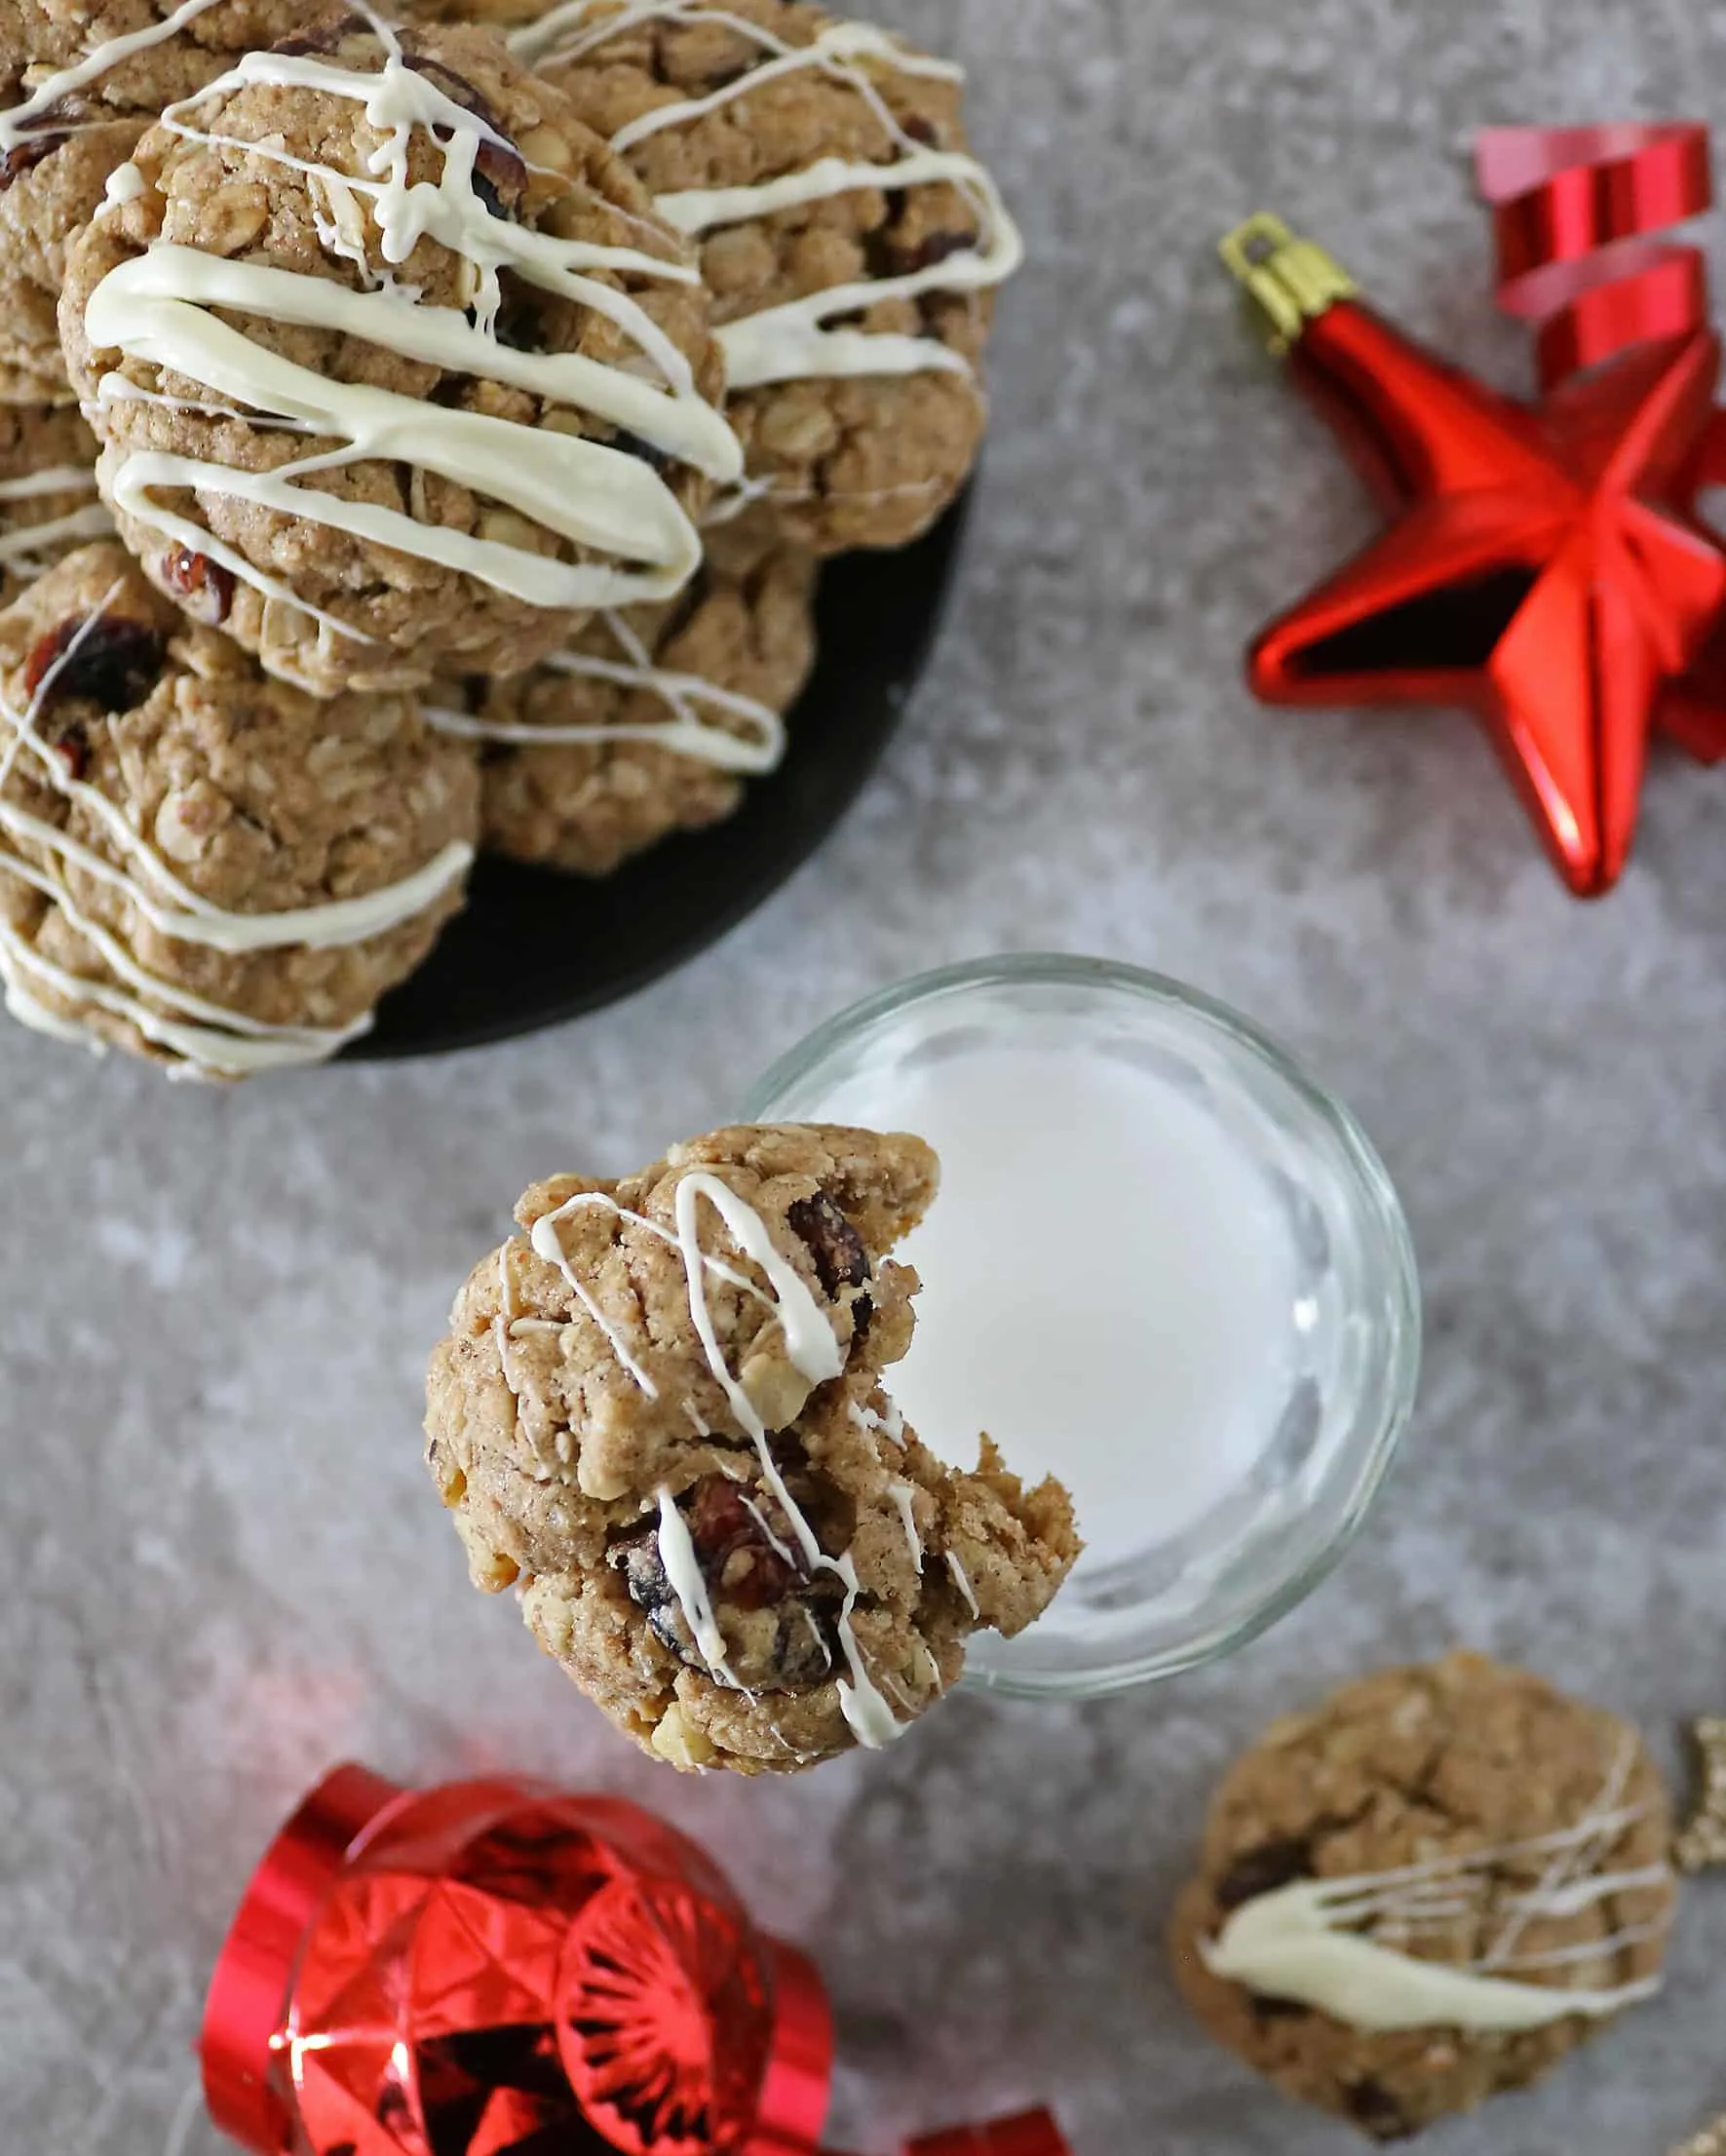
[[0, 542, 479, 1074], [1170, 1652, 1677, 2141], [60, 14, 741, 697], [0, 0, 337, 404], [0, 404, 110, 600], [518, 0, 1019, 554], [425, 1124, 1080, 1774], [432, 524, 816, 874]]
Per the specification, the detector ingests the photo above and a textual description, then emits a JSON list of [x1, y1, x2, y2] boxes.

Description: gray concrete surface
[[4, 2, 1726, 2149]]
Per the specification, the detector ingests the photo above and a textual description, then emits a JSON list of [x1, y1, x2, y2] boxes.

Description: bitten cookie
[[0, 542, 478, 1074], [0, 0, 335, 404], [1170, 1653, 1677, 2141], [425, 1124, 1080, 1774], [429, 522, 816, 874], [60, 13, 741, 696], [518, 0, 1019, 553], [0, 405, 110, 600]]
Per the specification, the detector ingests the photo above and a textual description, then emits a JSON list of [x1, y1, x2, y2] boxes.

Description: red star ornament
[[1223, 192, 1726, 898]]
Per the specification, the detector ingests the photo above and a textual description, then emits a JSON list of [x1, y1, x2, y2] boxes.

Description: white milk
[[817, 1043, 1300, 1572]]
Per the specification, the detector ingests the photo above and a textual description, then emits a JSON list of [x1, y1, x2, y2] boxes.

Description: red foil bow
[[201, 1765, 1071, 2156], [1477, 123, 1715, 389], [1233, 121, 1726, 895]]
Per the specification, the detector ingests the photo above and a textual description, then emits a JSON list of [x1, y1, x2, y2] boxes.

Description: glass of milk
[[744, 954, 1420, 1698]]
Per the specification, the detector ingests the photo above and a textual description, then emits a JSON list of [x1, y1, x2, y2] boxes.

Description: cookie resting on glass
[[424, 1123, 1080, 1774], [0, 542, 478, 1076], [1170, 1651, 1677, 2141], [59, 12, 741, 696], [517, 0, 1021, 554]]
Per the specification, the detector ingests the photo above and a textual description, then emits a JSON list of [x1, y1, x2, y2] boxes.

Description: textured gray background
[[3, 1, 1725, 2150]]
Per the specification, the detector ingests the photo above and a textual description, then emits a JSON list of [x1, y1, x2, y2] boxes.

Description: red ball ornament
[[200, 1765, 1071, 2156], [1222, 124, 1726, 898]]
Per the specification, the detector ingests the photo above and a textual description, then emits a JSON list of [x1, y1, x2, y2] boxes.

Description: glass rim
[[745, 951, 1423, 1700]]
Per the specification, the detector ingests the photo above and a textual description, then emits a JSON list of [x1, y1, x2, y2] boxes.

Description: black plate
[[349, 495, 969, 1060]]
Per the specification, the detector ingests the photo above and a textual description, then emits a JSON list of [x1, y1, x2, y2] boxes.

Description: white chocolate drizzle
[[82, 10, 743, 671], [670, 1171, 902, 1749], [887, 1479, 923, 1571], [526, 1169, 903, 1747], [0, 470, 114, 577], [1202, 1737, 1673, 2034], [945, 1549, 979, 1618], [0, 587, 473, 1075], [513, 2, 1023, 391], [493, 1244, 526, 1410], [850, 1393, 904, 1445], [425, 603, 786, 774], [654, 1483, 741, 1685]]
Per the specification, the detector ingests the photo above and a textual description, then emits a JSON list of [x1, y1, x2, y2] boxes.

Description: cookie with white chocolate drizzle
[[0, 0, 340, 404], [424, 1124, 1079, 1774], [60, 10, 742, 697], [0, 406, 112, 601], [428, 517, 816, 874], [515, 0, 1021, 554], [1170, 1652, 1677, 2141], [0, 541, 478, 1075]]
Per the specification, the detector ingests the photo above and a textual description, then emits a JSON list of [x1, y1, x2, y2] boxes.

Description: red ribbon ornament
[[200, 1765, 1070, 2156], [1477, 122, 1726, 765], [1477, 123, 1715, 389], [1232, 121, 1726, 895]]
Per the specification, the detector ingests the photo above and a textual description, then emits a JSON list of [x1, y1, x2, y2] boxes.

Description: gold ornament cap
[[1220, 212, 1359, 355]]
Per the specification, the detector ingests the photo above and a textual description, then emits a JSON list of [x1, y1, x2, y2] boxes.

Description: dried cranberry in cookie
[[0, 542, 479, 1075], [516, 0, 1021, 554], [60, 15, 740, 697], [427, 519, 815, 875], [424, 1123, 1080, 1774], [0, 0, 341, 404], [1170, 1653, 1678, 2140]]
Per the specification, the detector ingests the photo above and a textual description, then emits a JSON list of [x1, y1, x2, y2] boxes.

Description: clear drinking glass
[[744, 954, 1421, 1700]]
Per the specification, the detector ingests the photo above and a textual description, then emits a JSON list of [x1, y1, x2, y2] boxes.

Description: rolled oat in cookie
[[0, 0, 338, 404], [424, 1123, 1080, 1774], [60, 11, 741, 697], [515, 0, 1021, 554], [0, 541, 478, 1075], [1170, 1652, 1678, 2141], [428, 518, 816, 875], [0, 404, 112, 601]]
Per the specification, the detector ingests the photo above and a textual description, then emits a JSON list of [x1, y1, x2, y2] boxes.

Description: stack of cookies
[[0, 0, 1019, 1076]]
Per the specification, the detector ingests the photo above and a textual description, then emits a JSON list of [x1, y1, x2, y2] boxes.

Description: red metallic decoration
[[1222, 123, 1726, 898], [201, 1764, 1071, 2156]]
